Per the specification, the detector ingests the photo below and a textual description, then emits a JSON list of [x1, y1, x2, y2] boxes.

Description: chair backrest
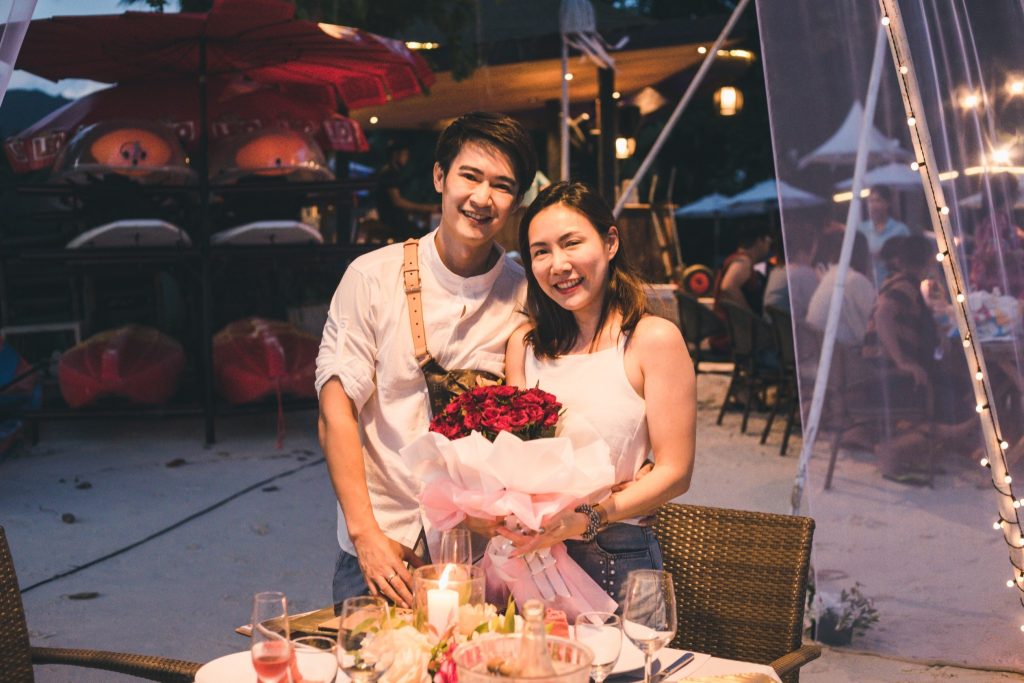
[[675, 293, 704, 354], [766, 305, 796, 372], [0, 527, 34, 683], [654, 503, 814, 680], [719, 300, 763, 357]]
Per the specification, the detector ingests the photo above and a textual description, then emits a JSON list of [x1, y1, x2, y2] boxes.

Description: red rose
[[463, 411, 482, 430], [518, 388, 545, 405], [492, 385, 518, 399], [508, 408, 530, 430], [543, 411, 559, 428]]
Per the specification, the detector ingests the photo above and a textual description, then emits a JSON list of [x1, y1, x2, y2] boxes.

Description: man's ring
[[384, 572, 397, 584]]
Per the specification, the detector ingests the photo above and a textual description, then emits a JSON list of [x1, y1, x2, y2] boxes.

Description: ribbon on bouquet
[[482, 536, 617, 619]]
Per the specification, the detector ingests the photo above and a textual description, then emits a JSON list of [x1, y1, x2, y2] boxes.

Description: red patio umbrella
[[13, 0, 434, 110], [5, 77, 369, 173]]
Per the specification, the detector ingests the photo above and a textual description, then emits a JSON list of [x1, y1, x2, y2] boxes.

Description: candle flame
[[439, 563, 456, 590]]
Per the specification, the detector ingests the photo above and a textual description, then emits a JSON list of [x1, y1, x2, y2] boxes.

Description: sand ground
[[1, 372, 1022, 682]]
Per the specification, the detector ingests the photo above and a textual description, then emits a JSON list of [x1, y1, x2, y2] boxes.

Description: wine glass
[[439, 527, 473, 565], [621, 570, 676, 683], [292, 636, 339, 683], [337, 596, 394, 683], [574, 611, 622, 683], [251, 591, 291, 683]]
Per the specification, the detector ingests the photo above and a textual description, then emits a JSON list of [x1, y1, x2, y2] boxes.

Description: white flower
[[457, 602, 498, 637], [362, 627, 432, 683]]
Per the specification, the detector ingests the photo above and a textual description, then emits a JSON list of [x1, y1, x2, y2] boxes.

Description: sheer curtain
[[758, 0, 1023, 668]]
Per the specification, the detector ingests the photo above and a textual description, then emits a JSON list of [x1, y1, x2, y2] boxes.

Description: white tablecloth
[[194, 647, 781, 683], [656, 646, 781, 682]]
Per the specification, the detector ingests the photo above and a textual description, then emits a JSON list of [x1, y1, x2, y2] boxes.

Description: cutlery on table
[[651, 652, 695, 683]]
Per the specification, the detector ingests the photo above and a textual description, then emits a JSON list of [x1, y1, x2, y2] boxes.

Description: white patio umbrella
[[723, 179, 825, 216], [675, 192, 734, 217], [799, 100, 914, 168], [833, 161, 921, 190]]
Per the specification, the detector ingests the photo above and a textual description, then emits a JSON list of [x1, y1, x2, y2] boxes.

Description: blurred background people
[[805, 230, 876, 347], [713, 222, 773, 317], [762, 225, 818, 321], [968, 173, 1024, 298], [858, 185, 910, 286], [373, 139, 440, 241], [861, 235, 975, 485]]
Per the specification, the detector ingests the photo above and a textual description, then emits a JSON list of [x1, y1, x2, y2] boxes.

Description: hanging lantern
[[714, 86, 744, 116]]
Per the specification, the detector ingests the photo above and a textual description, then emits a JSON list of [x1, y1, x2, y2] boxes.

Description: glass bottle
[[518, 599, 557, 677]]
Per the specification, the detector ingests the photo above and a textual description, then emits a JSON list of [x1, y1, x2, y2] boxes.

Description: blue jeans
[[332, 550, 369, 614], [564, 523, 663, 606]]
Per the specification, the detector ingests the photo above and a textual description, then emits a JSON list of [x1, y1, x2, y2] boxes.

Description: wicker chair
[[653, 503, 820, 683], [0, 526, 202, 683]]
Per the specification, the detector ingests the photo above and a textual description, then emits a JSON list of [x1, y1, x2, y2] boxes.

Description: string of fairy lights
[[878, 0, 1024, 620]]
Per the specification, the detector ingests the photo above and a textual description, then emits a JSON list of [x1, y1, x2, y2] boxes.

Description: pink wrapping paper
[[400, 424, 619, 618]]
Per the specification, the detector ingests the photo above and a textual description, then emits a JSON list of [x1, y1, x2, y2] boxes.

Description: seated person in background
[[710, 222, 772, 352], [762, 225, 818, 322], [374, 140, 440, 241], [857, 185, 910, 286], [861, 235, 975, 485], [969, 173, 1024, 298], [805, 230, 876, 346]]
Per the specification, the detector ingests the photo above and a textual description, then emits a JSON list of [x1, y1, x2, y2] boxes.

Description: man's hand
[[611, 460, 654, 493], [352, 530, 416, 607]]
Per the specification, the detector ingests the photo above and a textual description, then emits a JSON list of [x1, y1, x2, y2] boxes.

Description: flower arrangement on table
[[356, 597, 518, 683], [401, 384, 618, 620]]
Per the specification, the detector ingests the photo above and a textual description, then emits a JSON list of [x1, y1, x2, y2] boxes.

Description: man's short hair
[[869, 185, 893, 203], [735, 221, 771, 249], [435, 111, 538, 200]]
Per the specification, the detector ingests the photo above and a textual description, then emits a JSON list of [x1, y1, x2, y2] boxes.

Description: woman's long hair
[[518, 181, 648, 358]]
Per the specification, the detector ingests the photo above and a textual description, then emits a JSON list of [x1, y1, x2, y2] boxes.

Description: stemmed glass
[[291, 636, 339, 683], [439, 527, 473, 565], [621, 570, 676, 683], [574, 611, 622, 683], [251, 591, 291, 683], [337, 596, 395, 683]]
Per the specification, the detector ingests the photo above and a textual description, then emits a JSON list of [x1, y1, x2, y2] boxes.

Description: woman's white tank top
[[524, 334, 650, 488]]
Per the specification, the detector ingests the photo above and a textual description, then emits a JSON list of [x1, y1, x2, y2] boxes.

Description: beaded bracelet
[[575, 503, 602, 542]]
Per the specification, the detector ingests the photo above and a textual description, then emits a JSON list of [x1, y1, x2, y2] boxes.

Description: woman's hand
[[495, 508, 588, 556], [462, 515, 506, 538]]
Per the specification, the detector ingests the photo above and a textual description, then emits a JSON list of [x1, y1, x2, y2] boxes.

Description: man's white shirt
[[315, 230, 527, 555]]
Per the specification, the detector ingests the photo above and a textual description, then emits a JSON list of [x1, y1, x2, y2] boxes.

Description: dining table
[[205, 604, 783, 683]]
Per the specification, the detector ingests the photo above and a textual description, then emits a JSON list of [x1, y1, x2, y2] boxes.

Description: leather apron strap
[[403, 238, 432, 367]]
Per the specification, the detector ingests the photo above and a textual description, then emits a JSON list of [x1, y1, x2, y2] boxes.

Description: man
[[315, 112, 538, 608], [713, 222, 773, 315], [857, 184, 910, 285], [373, 139, 440, 241], [709, 222, 773, 354]]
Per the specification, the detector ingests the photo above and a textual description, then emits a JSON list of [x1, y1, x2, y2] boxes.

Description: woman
[[499, 181, 696, 601], [863, 235, 975, 484]]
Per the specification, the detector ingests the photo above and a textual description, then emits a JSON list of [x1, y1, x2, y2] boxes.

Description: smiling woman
[[500, 180, 697, 603]]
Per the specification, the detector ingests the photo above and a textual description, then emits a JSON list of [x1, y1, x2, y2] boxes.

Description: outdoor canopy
[[10, 0, 434, 111], [798, 100, 914, 168]]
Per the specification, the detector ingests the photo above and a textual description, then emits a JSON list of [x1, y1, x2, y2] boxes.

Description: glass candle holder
[[412, 563, 485, 638], [454, 635, 594, 683]]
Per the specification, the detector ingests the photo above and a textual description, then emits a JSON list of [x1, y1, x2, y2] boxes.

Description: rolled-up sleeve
[[315, 266, 377, 410]]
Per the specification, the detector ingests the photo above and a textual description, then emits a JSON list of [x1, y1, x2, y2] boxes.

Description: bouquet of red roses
[[428, 385, 561, 442], [404, 385, 617, 619]]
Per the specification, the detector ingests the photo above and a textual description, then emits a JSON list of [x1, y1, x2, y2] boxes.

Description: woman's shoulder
[[630, 315, 686, 352]]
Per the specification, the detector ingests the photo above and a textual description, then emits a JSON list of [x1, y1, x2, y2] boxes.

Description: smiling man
[[315, 112, 537, 609]]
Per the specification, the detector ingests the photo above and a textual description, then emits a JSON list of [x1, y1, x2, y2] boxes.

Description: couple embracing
[[315, 111, 696, 612]]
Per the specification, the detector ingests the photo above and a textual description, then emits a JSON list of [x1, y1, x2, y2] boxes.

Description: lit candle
[[427, 564, 459, 636]]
